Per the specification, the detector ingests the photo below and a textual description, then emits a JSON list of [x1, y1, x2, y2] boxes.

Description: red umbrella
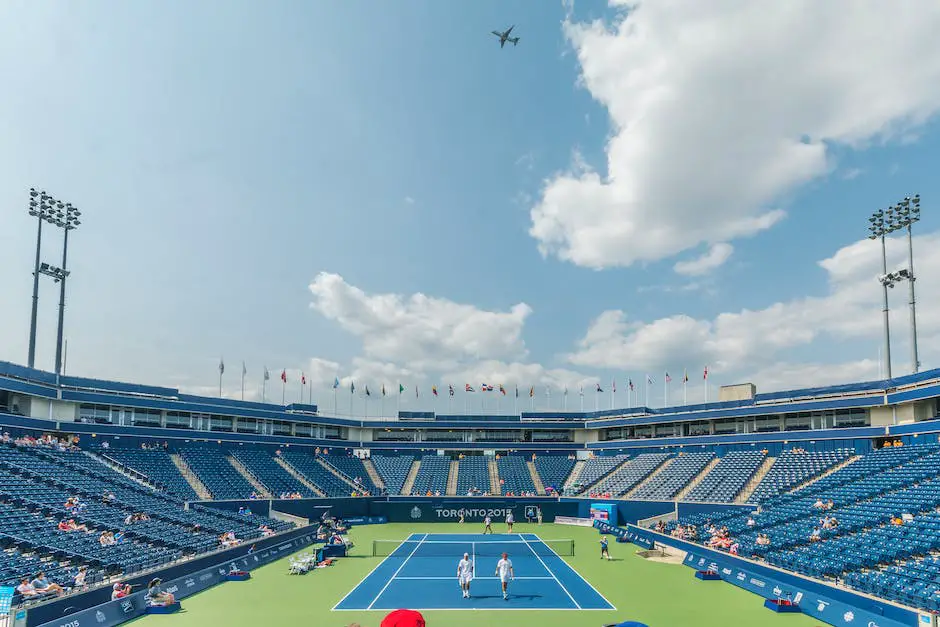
[[381, 609, 426, 627]]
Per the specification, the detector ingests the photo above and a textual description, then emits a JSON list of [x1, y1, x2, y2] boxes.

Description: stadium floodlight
[[893, 195, 921, 374], [868, 207, 893, 379], [25, 188, 80, 374]]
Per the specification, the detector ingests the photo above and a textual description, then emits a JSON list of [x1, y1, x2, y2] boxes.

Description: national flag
[[399, 383, 405, 394], [219, 359, 225, 375], [647, 374, 654, 385], [482, 384, 494, 391], [264, 367, 270, 381], [579, 385, 584, 396], [683, 369, 689, 383], [596, 383, 603, 393], [704, 366, 709, 380], [564, 386, 568, 396], [449, 384, 455, 397], [242, 362, 247, 376], [301, 373, 306, 385], [515, 385, 519, 398], [466, 384, 475, 392], [665, 372, 672, 383], [381, 384, 386, 397], [529, 386, 534, 397], [432, 385, 439, 397], [365, 386, 371, 397], [416, 385, 419, 398], [350, 381, 355, 394], [280, 369, 287, 383], [499, 384, 506, 395], [612, 379, 616, 393], [628, 378, 634, 391], [332, 377, 339, 389]]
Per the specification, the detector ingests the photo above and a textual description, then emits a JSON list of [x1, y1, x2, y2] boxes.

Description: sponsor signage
[[343, 516, 388, 525], [373, 499, 577, 523], [682, 550, 910, 627]]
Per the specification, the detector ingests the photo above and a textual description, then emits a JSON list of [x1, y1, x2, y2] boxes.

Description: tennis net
[[372, 538, 575, 558]]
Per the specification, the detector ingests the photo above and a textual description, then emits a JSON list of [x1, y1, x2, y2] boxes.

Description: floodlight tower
[[868, 208, 892, 380], [891, 195, 921, 374]]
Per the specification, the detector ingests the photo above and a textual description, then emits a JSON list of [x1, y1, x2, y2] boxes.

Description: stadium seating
[[456, 456, 489, 494], [631, 452, 714, 500], [179, 449, 256, 500], [320, 455, 379, 494], [496, 456, 536, 494], [230, 450, 317, 498], [411, 455, 449, 495], [576, 455, 630, 492], [279, 452, 354, 497], [684, 450, 765, 502], [589, 453, 671, 497], [99, 449, 198, 501], [748, 448, 854, 503], [533, 455, 575, 493], [371, 454, 415, 495]]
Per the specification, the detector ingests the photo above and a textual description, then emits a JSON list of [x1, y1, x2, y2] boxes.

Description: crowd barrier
[[19, 526, 319, 627]]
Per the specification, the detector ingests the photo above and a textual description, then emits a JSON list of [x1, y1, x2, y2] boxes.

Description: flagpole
[[579, 387, 584, 412], [281, 378, 285, 405], [262, 375, 266, 403], [610, 382, 613, 410], [683, 377, 688, 406], [218, 358, 224, 398], [664, 373, 667, 408], [241, 363, 245, 401], [704, 367, 709, 403], [563, 389, 568, 411], [350, 384, 354, 415], [333, 386, 337, 413]]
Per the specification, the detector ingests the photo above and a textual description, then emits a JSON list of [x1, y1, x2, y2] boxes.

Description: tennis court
[[334, 532, 614, 611]]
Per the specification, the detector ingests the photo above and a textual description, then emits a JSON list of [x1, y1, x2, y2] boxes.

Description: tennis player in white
[[495, 552, 513, 600], [456, 552, 474, 598]]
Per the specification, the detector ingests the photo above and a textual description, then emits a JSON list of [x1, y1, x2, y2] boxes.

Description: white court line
[[395, 576, 556, 580], [366, 532, 428, 610], [332, 532, 424, 611], [519, 536, 581, 610], [524, 533, 617, 610]]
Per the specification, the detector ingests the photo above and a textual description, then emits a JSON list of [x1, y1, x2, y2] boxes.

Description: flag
[[683, 369, 689, 383], [596, 383, 603, 393], [382, 384, 386, 397], [704, 366, 709, 379], [219, 359, 225, 375], [416, 385, 418, 398], [432, 385, 439, 397], [665, 372, 672, 383], [482, 384, 494, 391], [301, 373, 306, 385], [281, 370, 287, 383], [628, 378, 634, 391], [242, 361, 247, 376], [399, 383, 405, 394], [515, 385, 519, 398], [564, 386, 568, 396], [647, 375, 654, 384], [365, 386, 371, 397], [465, 384, 475, 392], [350, 381, 356, 394], [332, 377, 339, 389], [449, 384, 455, 397], [529, 386, 534, 398], [264, 367, 270, 381], [612, 379, 616, 393], [579, 385, 584, 396], [499, 384, 506, 395]]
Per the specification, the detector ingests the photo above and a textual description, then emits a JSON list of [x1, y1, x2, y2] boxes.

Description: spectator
[[16, 578, 39, 598], [112, 583, 132, 600], [31, 572, 67, 595], [73, 566, 88, 589], [145, 578, 175, 606]]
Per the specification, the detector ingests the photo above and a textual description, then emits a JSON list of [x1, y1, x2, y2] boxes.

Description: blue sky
[[2, 1, 940, 414]]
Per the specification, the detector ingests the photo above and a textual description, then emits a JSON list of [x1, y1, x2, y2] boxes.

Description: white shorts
[[459, 575, 473, 585], [500, 575, 511, 584]]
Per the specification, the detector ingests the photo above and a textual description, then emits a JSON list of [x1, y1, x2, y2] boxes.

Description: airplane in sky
[[492, 25, 520, 48]]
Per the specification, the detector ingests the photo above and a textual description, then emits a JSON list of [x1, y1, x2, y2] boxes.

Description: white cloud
[[530, 1, 940, 269], [842, 168, 863, 180], [404, 196, 415, 204], [568, 230, 940, 388], [673, 243, 733, 276], [308, 272, 535, 378]]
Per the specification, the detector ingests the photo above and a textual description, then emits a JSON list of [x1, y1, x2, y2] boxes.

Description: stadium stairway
[[527, 461, 546, 495], [488, 458, 500, 495], [674, 456, 721, 501], [563, 460, 585, 492], [446, 459, 459, 495], [790, 454, 862, 492], [170, 453, 212, 500], [228, 454, 272, 498], [86, 450, 162, 492], [316, 457, 359, 492], [401, 459, 420, 495], [274, 456, 324, 496], [362, 459, 385, 491], [736, 456, 776, 503], [625, 457, 676, 498]]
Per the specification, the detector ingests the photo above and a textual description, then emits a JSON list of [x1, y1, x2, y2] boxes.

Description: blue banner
[[593, 520, 657, 550], [0, 586, 14, 614], [344, 516, 387, 525]]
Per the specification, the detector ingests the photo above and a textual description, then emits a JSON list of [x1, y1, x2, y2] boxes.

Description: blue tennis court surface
[[334, 533, 614, 611]]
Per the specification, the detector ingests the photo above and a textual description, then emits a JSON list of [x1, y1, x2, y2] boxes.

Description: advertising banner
[[374, 499, 576, 523]]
